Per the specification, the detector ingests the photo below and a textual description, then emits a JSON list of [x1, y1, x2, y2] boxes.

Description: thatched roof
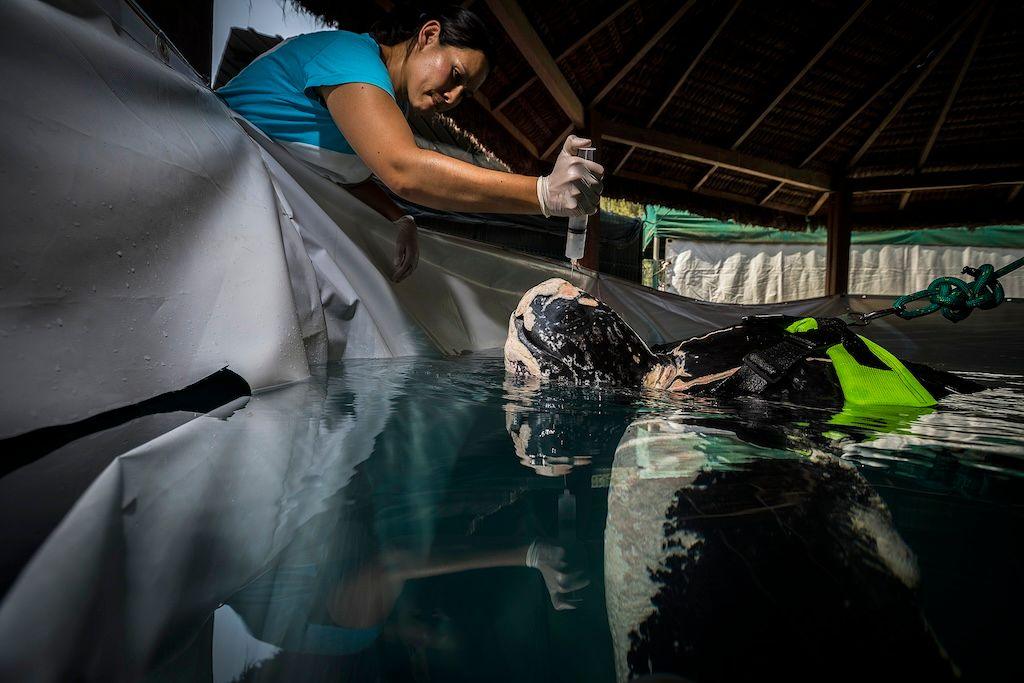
[[292, 0, 1023, 230]]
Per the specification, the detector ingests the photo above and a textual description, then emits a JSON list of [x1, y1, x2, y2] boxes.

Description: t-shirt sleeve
[[301, 33, 395, 101]]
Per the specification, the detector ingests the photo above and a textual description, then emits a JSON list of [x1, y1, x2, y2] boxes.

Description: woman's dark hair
[[371, 4, 495, 67]]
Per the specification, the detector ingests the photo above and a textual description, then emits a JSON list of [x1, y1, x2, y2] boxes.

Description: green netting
[[643, 206, 1024, 249]]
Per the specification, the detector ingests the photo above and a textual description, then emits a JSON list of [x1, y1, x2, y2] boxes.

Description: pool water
[[2, 358, 1022, 681]]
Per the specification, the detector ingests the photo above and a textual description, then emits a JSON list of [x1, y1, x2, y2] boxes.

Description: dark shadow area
[[0, 368, 251, 479]]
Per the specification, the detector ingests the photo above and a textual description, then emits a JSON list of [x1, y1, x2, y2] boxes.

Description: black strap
[[723, 317, 865, 395]]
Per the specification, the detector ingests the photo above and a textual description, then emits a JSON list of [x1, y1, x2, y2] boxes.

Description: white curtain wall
[[662, 239, 1024, 304]]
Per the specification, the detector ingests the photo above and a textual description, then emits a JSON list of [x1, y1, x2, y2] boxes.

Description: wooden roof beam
[[494, 0, 641, 112], [541, 123, 574, 160], [603, 118, 833, 192], [918, 4, 992, 169], [590, 0, 698, 106], [614, 0, 742, 176], [692, 1, 869, 201], [733, 0, 871, 149], [618, 170, 807, 216], [799, 3, 978, 168], [473, 91, 540, 158], [900, 4, 994, 207], [849, 167, 1024, 193], [759, 181, 785, 205], [485, 0, 584, 127], [691, 165, 718, 192], [809, 191, 831, 216], [846, 5, 982, 169], [649, 0, 742, 128]]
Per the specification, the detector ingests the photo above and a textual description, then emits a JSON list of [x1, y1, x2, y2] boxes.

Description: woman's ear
[[417, 20, 441, 50]]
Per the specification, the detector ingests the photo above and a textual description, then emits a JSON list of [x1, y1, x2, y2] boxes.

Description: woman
[[218, 6, 603, 282]]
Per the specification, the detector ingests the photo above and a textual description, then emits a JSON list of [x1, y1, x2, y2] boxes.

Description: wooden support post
[[581, 109, 603, 271], [825, 187, 852, 297]]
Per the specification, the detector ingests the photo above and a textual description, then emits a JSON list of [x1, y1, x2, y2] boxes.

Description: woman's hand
[[526, 539, 590, 610], [537, 135, 605, 218], [392, 215, 419, 282]]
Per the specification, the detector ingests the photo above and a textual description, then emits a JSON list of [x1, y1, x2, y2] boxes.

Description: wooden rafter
[[759, 182, 785, 206], [692, 165, 718, 192], [485, 0, 584, 127], [494, 0, 640, 112], [900, 3, 994, 208], [542, 124, 574, 160], [651, 0, 742, 128], [733, 0, 871, 149], [695, 0, 868, 201], [846, 5, 982, 169], [849, 167, 1024, 193], [590, 0, 698, 106], [614, 0, 742, 175], [618, 170, 806, 216], [603, 119, 833, 191], [800, 3, 978, 168], [472, 91, 540, 158], [919, 4, 992, 168], [809, 191, 831, 216]]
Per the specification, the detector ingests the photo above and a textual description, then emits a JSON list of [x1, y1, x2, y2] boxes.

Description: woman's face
[[405, 21, 489, 115]]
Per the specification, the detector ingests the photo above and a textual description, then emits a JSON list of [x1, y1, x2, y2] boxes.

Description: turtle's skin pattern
[[625, 453, 959, 682], [604, 418, 960, 683], [504, 278, 978, 406]]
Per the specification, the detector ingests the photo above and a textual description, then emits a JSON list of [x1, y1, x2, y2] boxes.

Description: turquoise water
[[4, 358, 1023, 681]]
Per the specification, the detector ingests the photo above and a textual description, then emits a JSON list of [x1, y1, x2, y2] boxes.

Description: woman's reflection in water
[[206, 375, 592, 682]]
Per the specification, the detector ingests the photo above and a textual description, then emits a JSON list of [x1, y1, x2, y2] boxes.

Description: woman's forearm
[[385, 544, 531, 581], [388, 148, 540, 214]]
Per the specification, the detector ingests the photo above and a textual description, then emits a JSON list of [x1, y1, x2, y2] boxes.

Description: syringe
[[565, 146, 597, 261]]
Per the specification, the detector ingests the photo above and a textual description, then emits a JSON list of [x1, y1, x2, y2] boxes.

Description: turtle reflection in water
[[504, 279, 973, 681]]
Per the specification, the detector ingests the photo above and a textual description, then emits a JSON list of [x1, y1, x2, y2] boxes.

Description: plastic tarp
[[0, 0, 310, 438]]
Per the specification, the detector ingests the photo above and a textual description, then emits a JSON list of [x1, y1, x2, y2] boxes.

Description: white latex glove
[[392, 215, 419, 283], [537, 135, 605, 218], [526, 539, 590, 610]]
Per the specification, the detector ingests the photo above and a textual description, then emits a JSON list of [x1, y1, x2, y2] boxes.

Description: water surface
[[1, 359, 1021, 682]]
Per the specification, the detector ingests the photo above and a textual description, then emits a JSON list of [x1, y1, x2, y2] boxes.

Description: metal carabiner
[[845, 307, 900, 327]]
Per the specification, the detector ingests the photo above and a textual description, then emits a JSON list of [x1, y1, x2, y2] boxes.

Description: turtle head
[[504, 279, 660, 386]]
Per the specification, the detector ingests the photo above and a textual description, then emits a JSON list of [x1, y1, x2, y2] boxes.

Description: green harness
[[728, 316, 935, 408], [784, 318, 935, 408]]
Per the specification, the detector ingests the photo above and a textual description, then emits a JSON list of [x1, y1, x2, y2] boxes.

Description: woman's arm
[[322, 83, 543, 214]]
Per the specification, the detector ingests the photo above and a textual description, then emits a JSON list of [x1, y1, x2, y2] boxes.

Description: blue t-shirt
[[217, 30, 397, 154]]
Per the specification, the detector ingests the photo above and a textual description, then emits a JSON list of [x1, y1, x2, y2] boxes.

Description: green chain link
[[892, 256, 1024, 323]]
